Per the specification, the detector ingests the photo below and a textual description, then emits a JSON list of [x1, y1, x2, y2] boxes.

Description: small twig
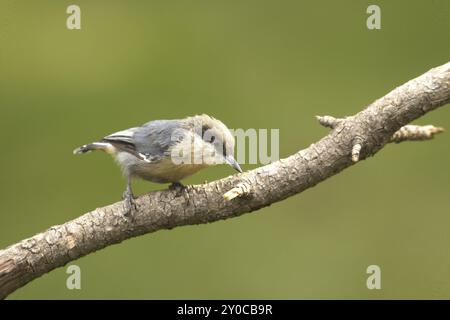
[[316, 115, 343, 129], [351, 143, 362, 162], [390, 125, 444, 143], [223, 182, 252, 201], [318, 118, 445, 162]]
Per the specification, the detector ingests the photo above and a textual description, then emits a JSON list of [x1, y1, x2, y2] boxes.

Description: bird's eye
[[201, 125, 210, 137], [201, 124, 215, 143]]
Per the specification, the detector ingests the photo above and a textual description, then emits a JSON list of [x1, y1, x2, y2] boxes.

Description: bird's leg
[[122, 178, 136, 216]]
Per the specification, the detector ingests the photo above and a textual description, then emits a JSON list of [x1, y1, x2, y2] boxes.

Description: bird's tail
[[73, 142, 111, 155]]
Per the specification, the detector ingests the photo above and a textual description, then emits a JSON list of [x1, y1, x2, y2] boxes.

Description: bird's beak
[[225, 155, 242, 173]]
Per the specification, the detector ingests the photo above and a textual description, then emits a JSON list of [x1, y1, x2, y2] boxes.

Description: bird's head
[[179, 114, 242, 173]]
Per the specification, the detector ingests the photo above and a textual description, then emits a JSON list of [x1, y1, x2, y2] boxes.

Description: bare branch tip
[[316, 115, 341, 129], [433, 126, 445, 134]]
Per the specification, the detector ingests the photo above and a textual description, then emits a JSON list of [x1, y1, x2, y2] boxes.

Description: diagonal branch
[[1, 62, 449, 299]]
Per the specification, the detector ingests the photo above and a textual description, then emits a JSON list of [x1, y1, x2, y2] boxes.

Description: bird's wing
[[103, 128, 138, 144], [101, 127, 151, 161], [101, 120, 185, 163], [132, 120, 184, 162]]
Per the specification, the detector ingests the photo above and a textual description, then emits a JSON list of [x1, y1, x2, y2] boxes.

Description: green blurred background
[[1, 0, 449, 299]]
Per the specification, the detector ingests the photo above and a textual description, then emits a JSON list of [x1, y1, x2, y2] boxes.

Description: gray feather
[[101, 120, 184, 163], [133, 120, 183, 159], [103, 128, 138, 144]]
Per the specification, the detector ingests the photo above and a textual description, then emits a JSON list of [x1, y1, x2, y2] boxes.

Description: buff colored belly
[[131, 158, 209, 183]]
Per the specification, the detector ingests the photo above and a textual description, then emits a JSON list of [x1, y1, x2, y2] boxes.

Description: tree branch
[[315, 117, 445, 162], [1, 62, 449, 299]]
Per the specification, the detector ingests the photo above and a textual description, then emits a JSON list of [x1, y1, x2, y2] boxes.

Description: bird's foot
[[169, 182, 188, 197], [169, 181, 185, 190], [122, 190, 137, 216]]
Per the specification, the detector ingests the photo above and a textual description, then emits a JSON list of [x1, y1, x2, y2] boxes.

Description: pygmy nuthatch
[[74, 114, 242, 211]]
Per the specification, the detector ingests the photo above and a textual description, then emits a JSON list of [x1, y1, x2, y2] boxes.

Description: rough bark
[[1, 62, 449, 299]]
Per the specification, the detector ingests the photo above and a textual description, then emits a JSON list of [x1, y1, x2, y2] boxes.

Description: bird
[[73, 114, 242, 213]]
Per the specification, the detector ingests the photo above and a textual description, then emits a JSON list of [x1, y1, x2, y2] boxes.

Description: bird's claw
[[169, 182, 189, 197]]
